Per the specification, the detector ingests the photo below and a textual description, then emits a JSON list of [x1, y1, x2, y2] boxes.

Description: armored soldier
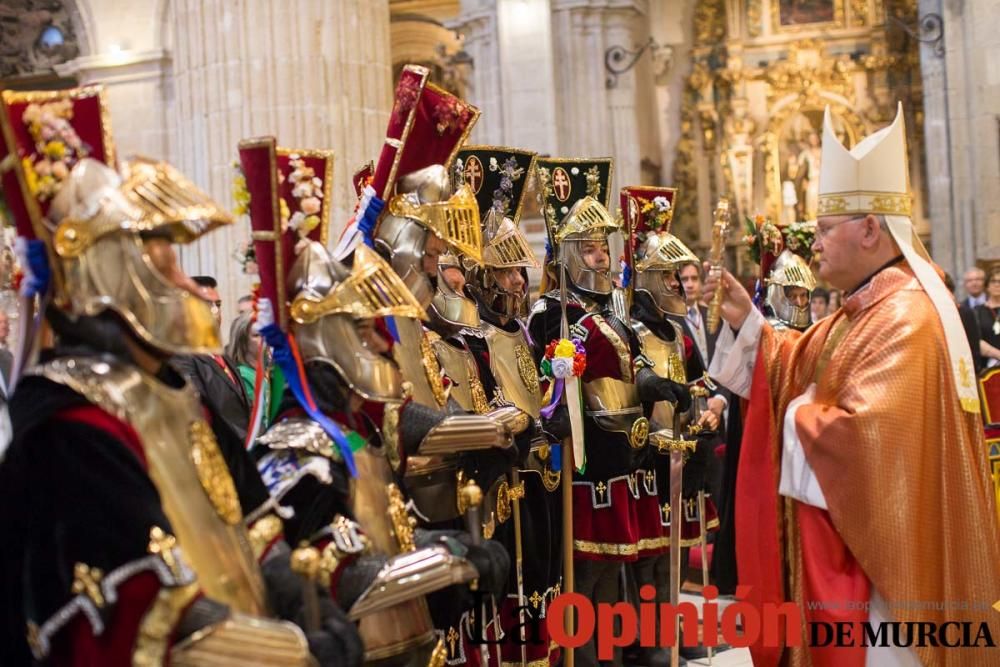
[[527, 158, 689, 667], [0, 86, 350, 666], [742, 217, 817, 332], [238, 136, 510, 667], [457, 145, 562, 666], [342, 65, 517, 664], [620, 185, 722, 664]]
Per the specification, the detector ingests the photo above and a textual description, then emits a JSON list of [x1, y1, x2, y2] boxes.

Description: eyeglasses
[[815, 217, 864, 241]]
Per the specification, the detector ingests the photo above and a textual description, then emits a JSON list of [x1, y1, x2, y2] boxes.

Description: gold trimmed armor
[[0, 85, 312, 665], [240, 135, 481, 664]]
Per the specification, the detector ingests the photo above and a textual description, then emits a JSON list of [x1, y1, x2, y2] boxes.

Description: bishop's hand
[[701, 263, 753, 330]]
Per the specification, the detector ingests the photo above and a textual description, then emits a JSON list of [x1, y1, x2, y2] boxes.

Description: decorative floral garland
[[283, 154, 323, 237], [742, 214, 783, 265], [489, 156, 524, 218], [231, 163, 257, 274], [742, 214, 815, 264], [782, 220, 815, 257], [20, 99, 89, 202]]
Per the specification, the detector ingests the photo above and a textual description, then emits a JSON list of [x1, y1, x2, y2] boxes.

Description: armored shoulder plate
[[257, 417, 339, 460], [392, 318, 449, 408], [430, 336, 490, 414], [33, 356, 268, 615], [632, 320, 686, 383], [482, 322, 541, 418]]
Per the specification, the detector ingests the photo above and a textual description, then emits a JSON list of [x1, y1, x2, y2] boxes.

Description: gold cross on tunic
[[446, 626, 460, 656], [529, 590, 543, 609], [71, 563, 105, 607], [596, 481, 607, 502], [148, 526, 181, 579], [661, 503, 671, 524]]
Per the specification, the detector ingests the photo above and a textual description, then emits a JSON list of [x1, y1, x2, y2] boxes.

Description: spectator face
[[237, 298, 254, 315], [987, 270, 1000, 303], [199, 286, 223, 327], [810, 294, 829, 321], [356, 318, 390, 355], [965, 268, 986, 298], [679, 264, 702, 305]]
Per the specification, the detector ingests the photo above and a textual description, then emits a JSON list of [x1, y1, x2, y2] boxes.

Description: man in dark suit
[[673, 261, 740, 596], [172, 275, 252, 445]]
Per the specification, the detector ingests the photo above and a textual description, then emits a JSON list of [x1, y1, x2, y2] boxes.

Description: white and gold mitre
[[817, 103, 912, 217]]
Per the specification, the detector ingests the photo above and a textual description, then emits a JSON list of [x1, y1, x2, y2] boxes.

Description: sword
[[668, 408, 695, 667], [459, 480, 492, 665], [511, 468, 528, 666], [697, 489, 713, 665]]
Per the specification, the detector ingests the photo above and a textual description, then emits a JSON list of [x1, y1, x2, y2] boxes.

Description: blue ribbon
[[358, 194, 385, 248], [621, 262, 632, 288], [384, 315, 400, 343], [259, 323, 358, 477], [24, 239, 50, 297], [550, 443, 562, 472], [544, 239, 553, 263]]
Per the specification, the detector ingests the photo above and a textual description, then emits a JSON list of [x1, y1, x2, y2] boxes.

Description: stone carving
[[0, 0, 79, 79]]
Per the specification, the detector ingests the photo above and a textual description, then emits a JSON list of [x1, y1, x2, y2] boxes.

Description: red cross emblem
[[464, 155, 484, 193], [553, 167, 571, 202]]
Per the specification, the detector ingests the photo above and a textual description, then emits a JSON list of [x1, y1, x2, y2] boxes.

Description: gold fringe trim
[[573, 539, 638, 557]]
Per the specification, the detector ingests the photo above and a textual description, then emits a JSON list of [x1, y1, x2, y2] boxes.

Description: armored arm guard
[[399, 400, 513, 456], [165, 599, 315, 667]]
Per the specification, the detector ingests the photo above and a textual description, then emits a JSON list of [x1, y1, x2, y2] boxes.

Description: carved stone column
[[168, 0, 393, 320], [449, 2, 502, 144], [549, 0, 647, 197]]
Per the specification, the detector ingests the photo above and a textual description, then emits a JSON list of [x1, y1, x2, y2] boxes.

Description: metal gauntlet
[[348, 547, 477, 620], [169, 613, 313, 666]]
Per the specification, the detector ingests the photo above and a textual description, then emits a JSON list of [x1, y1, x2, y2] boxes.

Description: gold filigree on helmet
[[635, 233, 699, 272], [55, 156, 233, 259], [387, 183, 482, 264], [482, 210, 539, 270], [554, 196, 620, 244], [766, 249, 817, 291], [288, 241, 415, 403], [765, 249, 816, 330], [289, 244, 426, 325], [50, 159, 225, 354]]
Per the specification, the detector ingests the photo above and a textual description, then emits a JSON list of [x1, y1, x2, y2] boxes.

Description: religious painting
[[776, 109, 855, 224], [771, 0, 844, 31]]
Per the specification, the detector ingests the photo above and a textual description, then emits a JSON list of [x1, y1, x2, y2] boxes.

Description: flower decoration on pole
[[541, 338, 586, 380], [540, 337, 587, 473], [742, 213, 783, 265], [20, 99, 90, 202], [283, 153, 323, 238]]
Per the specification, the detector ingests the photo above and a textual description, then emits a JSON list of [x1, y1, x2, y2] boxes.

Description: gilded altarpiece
[[673, 0, 928, 274]]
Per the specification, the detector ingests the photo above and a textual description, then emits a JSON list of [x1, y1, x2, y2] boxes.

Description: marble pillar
[[168, 0, 393, 326]]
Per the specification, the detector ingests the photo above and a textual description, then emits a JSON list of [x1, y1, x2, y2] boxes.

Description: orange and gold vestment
[[714, 262, 1000, 667]]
